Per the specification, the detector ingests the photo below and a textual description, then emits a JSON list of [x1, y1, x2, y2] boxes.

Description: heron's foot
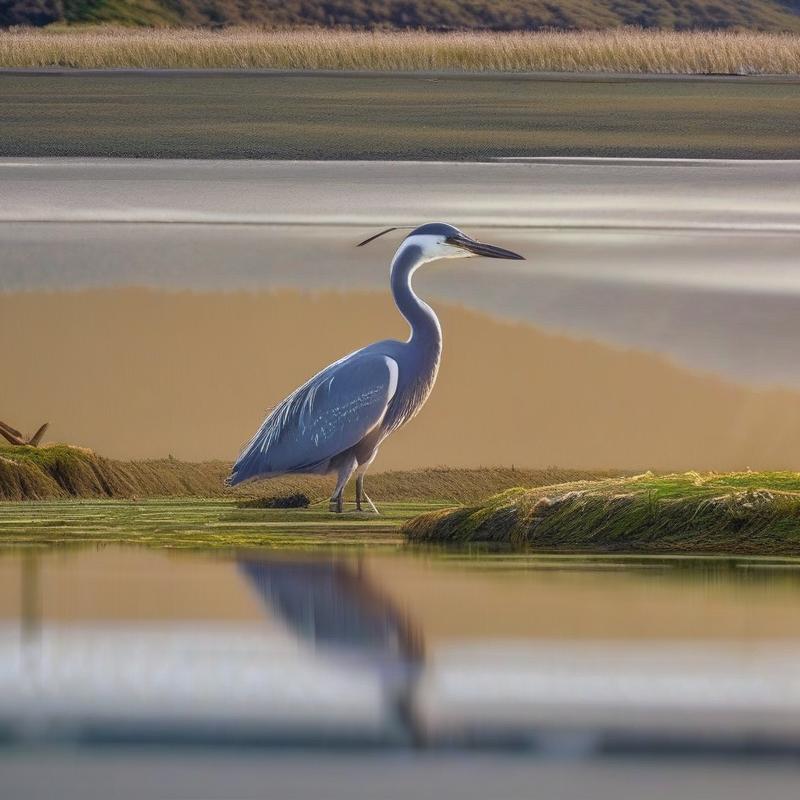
[[329, 496, 344, 514]]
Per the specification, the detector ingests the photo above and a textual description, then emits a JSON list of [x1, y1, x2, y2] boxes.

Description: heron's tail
[[226, 447, 262, 487]]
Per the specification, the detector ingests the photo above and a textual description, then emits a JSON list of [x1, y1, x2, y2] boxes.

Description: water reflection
[[3, 547, 800, 751], [239, 557, 424, 716]]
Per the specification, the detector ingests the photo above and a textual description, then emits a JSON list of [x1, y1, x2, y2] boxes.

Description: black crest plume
[[356, 226, 414, 247]]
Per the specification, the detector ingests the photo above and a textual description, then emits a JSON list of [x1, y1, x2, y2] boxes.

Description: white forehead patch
[[398, 234, 472, 264]]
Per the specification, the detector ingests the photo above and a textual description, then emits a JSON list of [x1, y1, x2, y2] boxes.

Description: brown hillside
[[2, 1, 800, 31]]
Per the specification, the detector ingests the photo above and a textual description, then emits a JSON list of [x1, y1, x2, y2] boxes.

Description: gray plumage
[[227, 222, 523, 512]]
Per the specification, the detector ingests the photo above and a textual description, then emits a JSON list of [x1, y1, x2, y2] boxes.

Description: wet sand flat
[[1, 72, 800, 159], [3, 288, 800, 469]]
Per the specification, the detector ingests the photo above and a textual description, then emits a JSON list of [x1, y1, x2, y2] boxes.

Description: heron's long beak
[[446, 235, 524, 260]]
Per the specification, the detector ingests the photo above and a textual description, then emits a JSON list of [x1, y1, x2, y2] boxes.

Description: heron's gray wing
[[228, 353, 398, 484]]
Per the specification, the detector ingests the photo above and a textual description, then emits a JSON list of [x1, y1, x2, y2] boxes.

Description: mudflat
[[1, 71, 799, 159]]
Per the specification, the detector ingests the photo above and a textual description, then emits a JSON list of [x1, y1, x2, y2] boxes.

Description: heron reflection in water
[[227, 223, 524, 512], [239, 557, 424, 716]]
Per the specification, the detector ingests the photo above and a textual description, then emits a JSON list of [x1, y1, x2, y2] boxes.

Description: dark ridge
[[2, 1, 800, 31]]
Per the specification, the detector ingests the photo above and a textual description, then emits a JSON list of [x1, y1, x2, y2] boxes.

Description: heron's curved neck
[[390, 243, 442, 353]]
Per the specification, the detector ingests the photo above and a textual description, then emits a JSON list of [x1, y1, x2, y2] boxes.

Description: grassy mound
[[0, 444, 621, 503], [0, 445, 129, 500], [403, 472, 800, 555]]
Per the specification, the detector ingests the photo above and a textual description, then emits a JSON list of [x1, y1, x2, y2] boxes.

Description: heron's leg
[[330, 457, 357, 514], [329, 486, 345, 513], [356, 474, 364, 512]]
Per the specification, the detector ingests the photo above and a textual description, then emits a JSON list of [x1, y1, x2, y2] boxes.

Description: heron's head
[[357, 222, 524, 264]]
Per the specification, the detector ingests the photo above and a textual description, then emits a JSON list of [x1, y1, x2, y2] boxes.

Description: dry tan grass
[[1, 27, 799, 74], [0, 444, 623, 502]]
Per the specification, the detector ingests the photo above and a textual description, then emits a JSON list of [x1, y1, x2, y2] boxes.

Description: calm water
[[4, 546, 800, 748], [4, 545, 800, 798]]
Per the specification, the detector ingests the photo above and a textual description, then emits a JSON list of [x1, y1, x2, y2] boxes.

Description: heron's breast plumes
[[383, 346, 441, 436]]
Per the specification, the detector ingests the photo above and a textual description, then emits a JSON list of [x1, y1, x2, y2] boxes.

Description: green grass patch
[[0, 498, 440, 550], [6, 471, 800, 555], [403, 471, 800, 555]]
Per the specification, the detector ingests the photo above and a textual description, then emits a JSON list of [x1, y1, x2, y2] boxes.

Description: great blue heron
[[227, 222, 524, 512]]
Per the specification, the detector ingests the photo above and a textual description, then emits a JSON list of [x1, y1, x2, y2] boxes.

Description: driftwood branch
[[28, 423, 49, 447], [0, 420, 49, 447], [0, 420, 22, 440]]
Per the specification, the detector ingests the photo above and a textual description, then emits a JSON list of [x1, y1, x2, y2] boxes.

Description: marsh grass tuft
[[403, 472, 800, 554], [1, 27, 800, 74], [0, 498, 418, 549]]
